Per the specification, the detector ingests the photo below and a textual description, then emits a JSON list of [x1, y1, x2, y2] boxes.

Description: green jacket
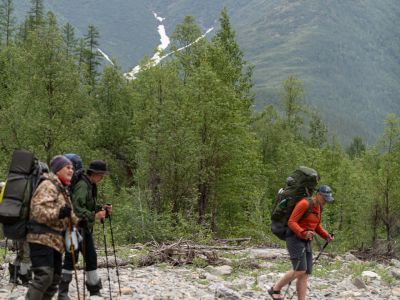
[[71, 174, 102, 230]]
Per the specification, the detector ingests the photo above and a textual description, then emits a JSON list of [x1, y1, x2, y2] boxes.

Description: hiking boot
[[18, 272, 31, 286], [58, 272, 72, 300], [90, 290, 102, 297], [8, 263, 19, 284], [86, 279, 102, 296], [26, 266, 54, 300]]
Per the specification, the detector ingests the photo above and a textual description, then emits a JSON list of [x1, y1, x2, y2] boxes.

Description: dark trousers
[[62, 228, 97, 271], [26, 243, 62, 300]]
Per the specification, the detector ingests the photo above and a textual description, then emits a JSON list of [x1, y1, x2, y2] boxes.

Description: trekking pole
[[80, 227, 86, 300], [102, 218, 112, 300], [108, 213, 121, 296], [283, 247, 306, 300], [0, 239, 8, 282], [69, 218, 81, 300], [13, 243, 19, 286], [10, 241, 19, 292], [313, 232, 335, 265]]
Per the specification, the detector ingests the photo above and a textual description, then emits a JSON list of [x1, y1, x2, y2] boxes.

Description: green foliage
[[346, 136, 366, 159], [191, 257, 208, 268], [110, 187, 212, 243], [1, 5, 400, 255], [0, 0, 16, 46], [82, 24, 101, 91], [11, 0, 400, 144]]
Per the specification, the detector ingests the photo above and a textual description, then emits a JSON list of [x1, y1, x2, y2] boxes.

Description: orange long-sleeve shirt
[[288, 197, 329, 240]]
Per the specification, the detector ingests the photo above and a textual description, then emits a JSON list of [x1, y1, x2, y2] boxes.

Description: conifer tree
[[28, 0, 44, 29], [62, 22, 77, 59], [347, 136, 366, 158], [8, 12, 90, 162], [0, 0, 15, 46], [281, 75, 306, 135], [309, 111, 327, 147], [15, 17, 30, 44], [170, 16, 206, 86], [211, 7, 254, 106], [83, 25, 101, 91]]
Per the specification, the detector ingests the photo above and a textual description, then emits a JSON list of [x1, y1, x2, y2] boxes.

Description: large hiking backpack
[[270, 166, 319, 240], [0, 149, 46, 240], [64, 153, 83, 189]]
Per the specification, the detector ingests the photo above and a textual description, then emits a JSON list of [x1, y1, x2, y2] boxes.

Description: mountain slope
[[12, 0, 400, 144]]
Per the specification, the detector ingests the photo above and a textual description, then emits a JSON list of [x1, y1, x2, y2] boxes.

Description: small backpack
[[64, 153, 83, 189], [0, 149, 47, 240], [270, 166, 319, 240]]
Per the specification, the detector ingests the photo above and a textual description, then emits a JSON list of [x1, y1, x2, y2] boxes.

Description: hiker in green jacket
[[58, 160, 111, 299]]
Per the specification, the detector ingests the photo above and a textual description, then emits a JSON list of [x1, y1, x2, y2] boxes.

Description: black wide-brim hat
[[87, 160, 109, 175]]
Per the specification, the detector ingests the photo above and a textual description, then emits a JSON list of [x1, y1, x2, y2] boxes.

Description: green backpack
[[270, 166, 319, 240]]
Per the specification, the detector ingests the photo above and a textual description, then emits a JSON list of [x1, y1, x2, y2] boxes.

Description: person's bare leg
[[295, 272, 308, 300], [272, 270, 306, 299]]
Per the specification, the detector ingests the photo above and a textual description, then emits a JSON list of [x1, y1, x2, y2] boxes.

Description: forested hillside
[[1, 1, 400, 257], [12, 0, 400, 144]]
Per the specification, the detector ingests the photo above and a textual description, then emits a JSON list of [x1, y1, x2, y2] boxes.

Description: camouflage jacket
[[26, 173, 78, 253], [71, 174, 102, 230]]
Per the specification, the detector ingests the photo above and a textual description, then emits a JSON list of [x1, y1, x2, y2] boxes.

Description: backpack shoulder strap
[[299, 197, 313, 221]]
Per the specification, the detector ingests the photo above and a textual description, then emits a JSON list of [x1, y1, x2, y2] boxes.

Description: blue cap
[[317, 185, 334, 202]]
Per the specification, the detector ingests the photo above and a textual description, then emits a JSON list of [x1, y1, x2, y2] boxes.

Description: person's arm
[[72, 181, 95, 223], [288, 199, 311, 239], [315, 223, 330, 240]]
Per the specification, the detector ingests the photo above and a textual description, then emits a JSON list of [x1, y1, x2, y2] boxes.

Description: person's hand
[[58, 205, 72, 219], [303, 230, 315, 240], [326, 234, 334, 243], [95, 210, 106, 221], [103, 204, 112, 217], [78, 217, 88, 228]]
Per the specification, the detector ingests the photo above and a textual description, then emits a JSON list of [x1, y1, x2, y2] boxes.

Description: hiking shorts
[[286, 234, 313, 274]]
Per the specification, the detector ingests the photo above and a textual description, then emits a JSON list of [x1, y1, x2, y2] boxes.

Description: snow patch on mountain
[[124, 12, 213, 80]]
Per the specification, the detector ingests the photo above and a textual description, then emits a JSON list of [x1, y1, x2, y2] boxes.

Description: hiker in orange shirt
[[268, 185, 334, 300]]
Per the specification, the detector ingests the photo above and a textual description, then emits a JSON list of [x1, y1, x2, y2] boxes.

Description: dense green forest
[[12, 0, 400, 144], [1, 1, 399, 256]]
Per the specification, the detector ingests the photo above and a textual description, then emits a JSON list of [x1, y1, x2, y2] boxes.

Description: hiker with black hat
[[58, 160, 111, 299], [268, 185, 335, 300], [25, 155, 79, 300]]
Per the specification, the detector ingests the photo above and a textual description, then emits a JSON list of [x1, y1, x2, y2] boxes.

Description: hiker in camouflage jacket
[[26, 156, 79, 300], [58, 159, 111, 299]]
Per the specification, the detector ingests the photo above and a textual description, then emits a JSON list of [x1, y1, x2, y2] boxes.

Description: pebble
[[0, 248, 398, 299]]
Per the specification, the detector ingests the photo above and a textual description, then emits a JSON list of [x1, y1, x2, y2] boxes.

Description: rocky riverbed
[[1, 246, 400, 299]]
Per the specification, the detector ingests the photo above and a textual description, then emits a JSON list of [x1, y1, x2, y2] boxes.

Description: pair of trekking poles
[[101, 211, 122, 300], [68, 208, 121, 300], [282, 232, 335, 300]]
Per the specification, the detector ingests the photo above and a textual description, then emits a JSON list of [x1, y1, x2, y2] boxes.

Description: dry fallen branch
[[138, 240, 221, 267]]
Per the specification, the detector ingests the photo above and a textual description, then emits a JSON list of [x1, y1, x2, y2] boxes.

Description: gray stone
[[361, 270, 381, 281], [390, 259, 400, 268], [390, 267, 400, 279], [343, 252, 358, 261], [352, 277, 367, 289], [214, 286, 241, 300], [249, 248, 284, 259], [392, 287, 400, 297], [242, 290, 255, 297], [205, 265, 233, 276], [205, 273, 221, 281]]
